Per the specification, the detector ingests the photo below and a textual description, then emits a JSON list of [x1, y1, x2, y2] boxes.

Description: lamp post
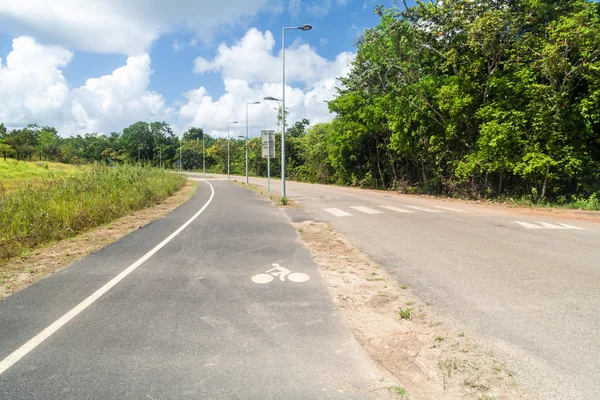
[[246, 101, 260, 185], [281, 24, 312, 198], [228, 121, 238, 180], [202, 135, 206, 175]]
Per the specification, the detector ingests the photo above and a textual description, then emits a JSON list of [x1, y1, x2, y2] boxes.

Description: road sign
[[261, 130, 275, 159]]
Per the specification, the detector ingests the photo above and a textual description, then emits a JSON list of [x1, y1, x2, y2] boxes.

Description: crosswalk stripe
[[514, 221, 544, 229], [535, 221, 563, 229], [380, 205, 415, 213], [557, 223, 584, 230], [323, 208, 352, 217], [515, 221, 584, 230], [432, 206, 469, 213], [350, 206, 383, 215], [405, 206, 443, 213]]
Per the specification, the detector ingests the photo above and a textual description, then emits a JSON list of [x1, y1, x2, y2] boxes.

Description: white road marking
[[535, 221, 563, 229], [514, 221, 584, 230], [432, 206, 469, 213], [350, 206, 383, 215], [0, 181, 216, 376], [557, 223, 584, 230], [514, 221, 544, 229], [380, 205, 415, 213], [323, 208, 352, 217], [405, 206, 443, 213]]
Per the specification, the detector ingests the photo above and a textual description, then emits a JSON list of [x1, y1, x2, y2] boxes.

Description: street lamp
[[228, 121, 238, 180], [246, 101, 260, 185], [281, 24, 312, 198]]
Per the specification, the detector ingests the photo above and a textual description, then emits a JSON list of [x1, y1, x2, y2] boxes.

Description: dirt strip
[[295, 221, 534, 400], [0, 180, 198, 299]]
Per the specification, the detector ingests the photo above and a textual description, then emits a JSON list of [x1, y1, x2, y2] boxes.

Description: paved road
[[196, 173, 600, 400], [0, 180, 395, 399]]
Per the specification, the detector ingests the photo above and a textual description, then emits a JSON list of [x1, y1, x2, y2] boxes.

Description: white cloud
[[0, 0, 271, 55], [0, 0, 351, 55], [69, 54, 173, 133], [0, 28, 352, 138], [181, 28, 353, 137], [0, 36, 171, 135], [193, 28, 352, 86], [0, 37, 72, 126]]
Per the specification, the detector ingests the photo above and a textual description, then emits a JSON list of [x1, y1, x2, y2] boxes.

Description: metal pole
[[138, 147, 140, 168], [203, 134, 205, 175], [245, 103, 249, 184], [281, 28, 286, 198], [179, 141, 182, 171], [227, 126, 231, 180], [267, 132, 271, 199]]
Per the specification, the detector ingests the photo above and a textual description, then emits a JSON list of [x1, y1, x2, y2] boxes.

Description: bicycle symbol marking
[[251, 263, 310, 284]]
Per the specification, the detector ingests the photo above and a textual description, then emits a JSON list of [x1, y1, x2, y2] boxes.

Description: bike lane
[[0, 180, 396, 399]]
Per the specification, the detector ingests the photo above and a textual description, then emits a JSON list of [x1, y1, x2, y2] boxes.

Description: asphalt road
[[196, 173, 600, 400], [0, 180, 396, 399]]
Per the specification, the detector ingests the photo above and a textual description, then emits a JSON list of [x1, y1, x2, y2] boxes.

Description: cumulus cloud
[[0, 0, 270, 54], [194, 28, 353, 86], [0, 0, 352, 55], [0, 28, 352, 138], [0, 36, 171, 134], [0, 37, 72, 126], [181, 28, 353, 137]]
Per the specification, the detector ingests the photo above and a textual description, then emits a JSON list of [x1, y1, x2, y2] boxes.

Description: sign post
[[261, 130, 276, 199]]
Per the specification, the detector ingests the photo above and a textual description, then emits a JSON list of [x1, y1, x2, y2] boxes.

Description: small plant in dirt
[[279, 196, 288, 205], [398, 307, 412, 320], [435, 335, 445, 342], [400, 284, 408, 289], [390, 385, 408, 398]]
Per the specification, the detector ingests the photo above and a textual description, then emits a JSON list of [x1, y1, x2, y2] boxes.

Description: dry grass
[[0, 179, 198, 298]]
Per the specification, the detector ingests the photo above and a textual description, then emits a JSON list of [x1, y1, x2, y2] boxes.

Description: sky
[[0, 0, 397, 138]]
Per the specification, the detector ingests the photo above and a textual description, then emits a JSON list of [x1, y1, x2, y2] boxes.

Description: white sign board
[[261, 130, 276, 159]]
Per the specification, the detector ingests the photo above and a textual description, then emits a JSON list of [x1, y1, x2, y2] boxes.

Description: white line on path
[[432, 206, 469, 213], [0, 181, 216, 376], [349, 206, 383, 215], [380, 205, 415, 213], [405, 206, 443, 213], [324, 208, 352, 217]]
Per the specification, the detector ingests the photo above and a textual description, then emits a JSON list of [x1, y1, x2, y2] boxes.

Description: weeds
[[390, 385, 408, 398], [0, 165, 185, 263], [398, 307, 412, 320]]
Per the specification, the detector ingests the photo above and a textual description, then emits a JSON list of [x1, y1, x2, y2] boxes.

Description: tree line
[[307, 0, 600, 202], [2, 0, 600, 203]]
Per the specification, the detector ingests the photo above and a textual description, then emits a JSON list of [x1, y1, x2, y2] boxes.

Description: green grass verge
[[0, 159, 83, 194], [0, 165, 186, 262]]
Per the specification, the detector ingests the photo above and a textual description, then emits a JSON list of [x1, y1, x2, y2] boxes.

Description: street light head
[[299, 24, 313, 31], [249, 101, 260, 105], [264, 96, 281, 102], [230, 121, 238, 124]]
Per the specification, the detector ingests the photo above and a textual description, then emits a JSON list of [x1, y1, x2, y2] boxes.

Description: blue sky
[[0, 0, 399, 137]]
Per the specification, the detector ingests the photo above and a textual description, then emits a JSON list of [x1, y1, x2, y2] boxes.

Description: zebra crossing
[[322, 204, 468, 217], [320, 205, 586, 231]]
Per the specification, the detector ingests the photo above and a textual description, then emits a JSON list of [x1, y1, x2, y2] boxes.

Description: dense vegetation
[[1, 0, 599, 208], [0, 166, 185, 262], [312, 0, 600, 203]]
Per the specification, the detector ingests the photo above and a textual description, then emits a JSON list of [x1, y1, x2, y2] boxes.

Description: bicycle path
[[0, 180, 395, 399]]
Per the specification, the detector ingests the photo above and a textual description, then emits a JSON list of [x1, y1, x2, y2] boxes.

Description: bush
[[0, 165, 186, 261]]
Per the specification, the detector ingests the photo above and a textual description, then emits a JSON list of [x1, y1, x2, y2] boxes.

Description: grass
[[398, 307, 412, 320], [0, 159, 83, 194], [390, 385, 408, 398], [0, 165, 186, 263]]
